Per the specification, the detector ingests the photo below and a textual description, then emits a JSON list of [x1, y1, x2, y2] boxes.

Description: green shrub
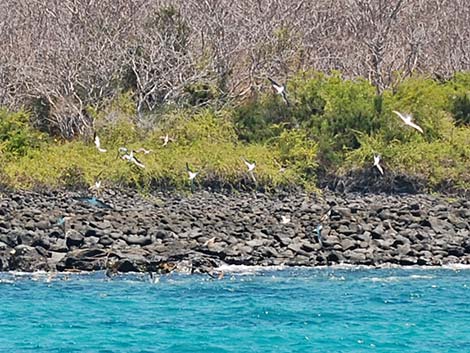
[[0, 109, 46, 157], [446, 72, 470, 126], [382, 76, 454, 142], [234, 94, 292, 143]]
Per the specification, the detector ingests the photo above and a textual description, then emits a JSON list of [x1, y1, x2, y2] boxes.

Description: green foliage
[[175, 109, 237, 144], [446, 72, 470, 126], [275, 129, 318, 184], [383, 76, 453, 141], [0, 109, 46, 157], [285, 71, 381, 165], [234, 93, 292, 143], [2, 70, 470, 194]]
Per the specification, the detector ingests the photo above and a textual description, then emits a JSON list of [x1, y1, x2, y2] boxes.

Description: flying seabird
[[315, 224, 323, 247], [268, 77, 289, 106], [160, 134, 174, 147], [242, 158, 257, 183], [374, 154, 384, 175], [186, 162, 199, 192], [392, 111, 424, 134], [134, 147, 152, 155], [121, 150, 146, 169], [94, 133, 107, 153]]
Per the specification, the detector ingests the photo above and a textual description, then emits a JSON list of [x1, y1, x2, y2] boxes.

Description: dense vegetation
[[0, 1, 469, 193], [1, 72, 469, 194]]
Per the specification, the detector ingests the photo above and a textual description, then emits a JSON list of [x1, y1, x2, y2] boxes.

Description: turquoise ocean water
[[0, 267, 469, 352]]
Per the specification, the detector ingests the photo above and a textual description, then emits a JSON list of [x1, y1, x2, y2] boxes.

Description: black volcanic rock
[[1, 188, 470, 273]]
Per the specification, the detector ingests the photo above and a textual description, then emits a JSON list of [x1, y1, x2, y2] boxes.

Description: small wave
[[216, 264, 287, 274], [363, 274, 435, 283]]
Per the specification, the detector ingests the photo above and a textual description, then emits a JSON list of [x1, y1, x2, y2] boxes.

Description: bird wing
[[408, 121, 424, 133], [376, 163, 384, 175], [268, 77, 281, 89], [392, 110, 407, 123], [249, 170, 257, 183], [94, 135, 100, 148], [281, 91, 290, 106]]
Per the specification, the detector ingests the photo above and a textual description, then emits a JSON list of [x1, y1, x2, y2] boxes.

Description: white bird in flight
[[242, 158, 257, 183], [242, 158, 256, 172], [186, 163, 199, 193], [186, 163, 199, 181], [160, 134, 174, 147], [135, 147, 152, 154], [392, 111, 424, 134], [122, 150, 145, 169], [94, 134, 107, 153], [268, 77, 289, 106], [374, 154, 384, 175]]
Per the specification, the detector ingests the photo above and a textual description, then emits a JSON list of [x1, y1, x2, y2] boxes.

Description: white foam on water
[[216, 264, 287, 274]]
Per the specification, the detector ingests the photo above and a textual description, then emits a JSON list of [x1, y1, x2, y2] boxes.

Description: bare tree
[[0, 0, 468, 137]]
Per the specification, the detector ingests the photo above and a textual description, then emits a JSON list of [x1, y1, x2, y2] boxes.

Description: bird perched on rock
[[392, 111, 424, 134], [373, 154, 384, 175], [94, 133, 107, 153], [268, 77, 289, 106]]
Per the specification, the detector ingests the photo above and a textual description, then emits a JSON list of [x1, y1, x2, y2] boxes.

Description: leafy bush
[[234, 94, 292, 143], [0, 109, 46, 157], [446, 72, 470, 126]]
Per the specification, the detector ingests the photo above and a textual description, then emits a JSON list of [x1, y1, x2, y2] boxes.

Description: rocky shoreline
[[1, 188, 470, 275]]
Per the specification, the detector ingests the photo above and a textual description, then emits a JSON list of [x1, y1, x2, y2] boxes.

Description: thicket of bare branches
[[0, 0, 469, 137]]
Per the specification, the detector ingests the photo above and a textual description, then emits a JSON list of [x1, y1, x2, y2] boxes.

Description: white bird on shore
[[374, 154, 384, 175], [268, 77, 289, 106], [392, 111, 424, 134], [160, 134, 174, 147], [280, 215, 291, 224], [94, 133, 107, 153]]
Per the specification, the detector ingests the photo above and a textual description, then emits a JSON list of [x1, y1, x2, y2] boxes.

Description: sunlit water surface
[[1, 267, 469, 352]]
